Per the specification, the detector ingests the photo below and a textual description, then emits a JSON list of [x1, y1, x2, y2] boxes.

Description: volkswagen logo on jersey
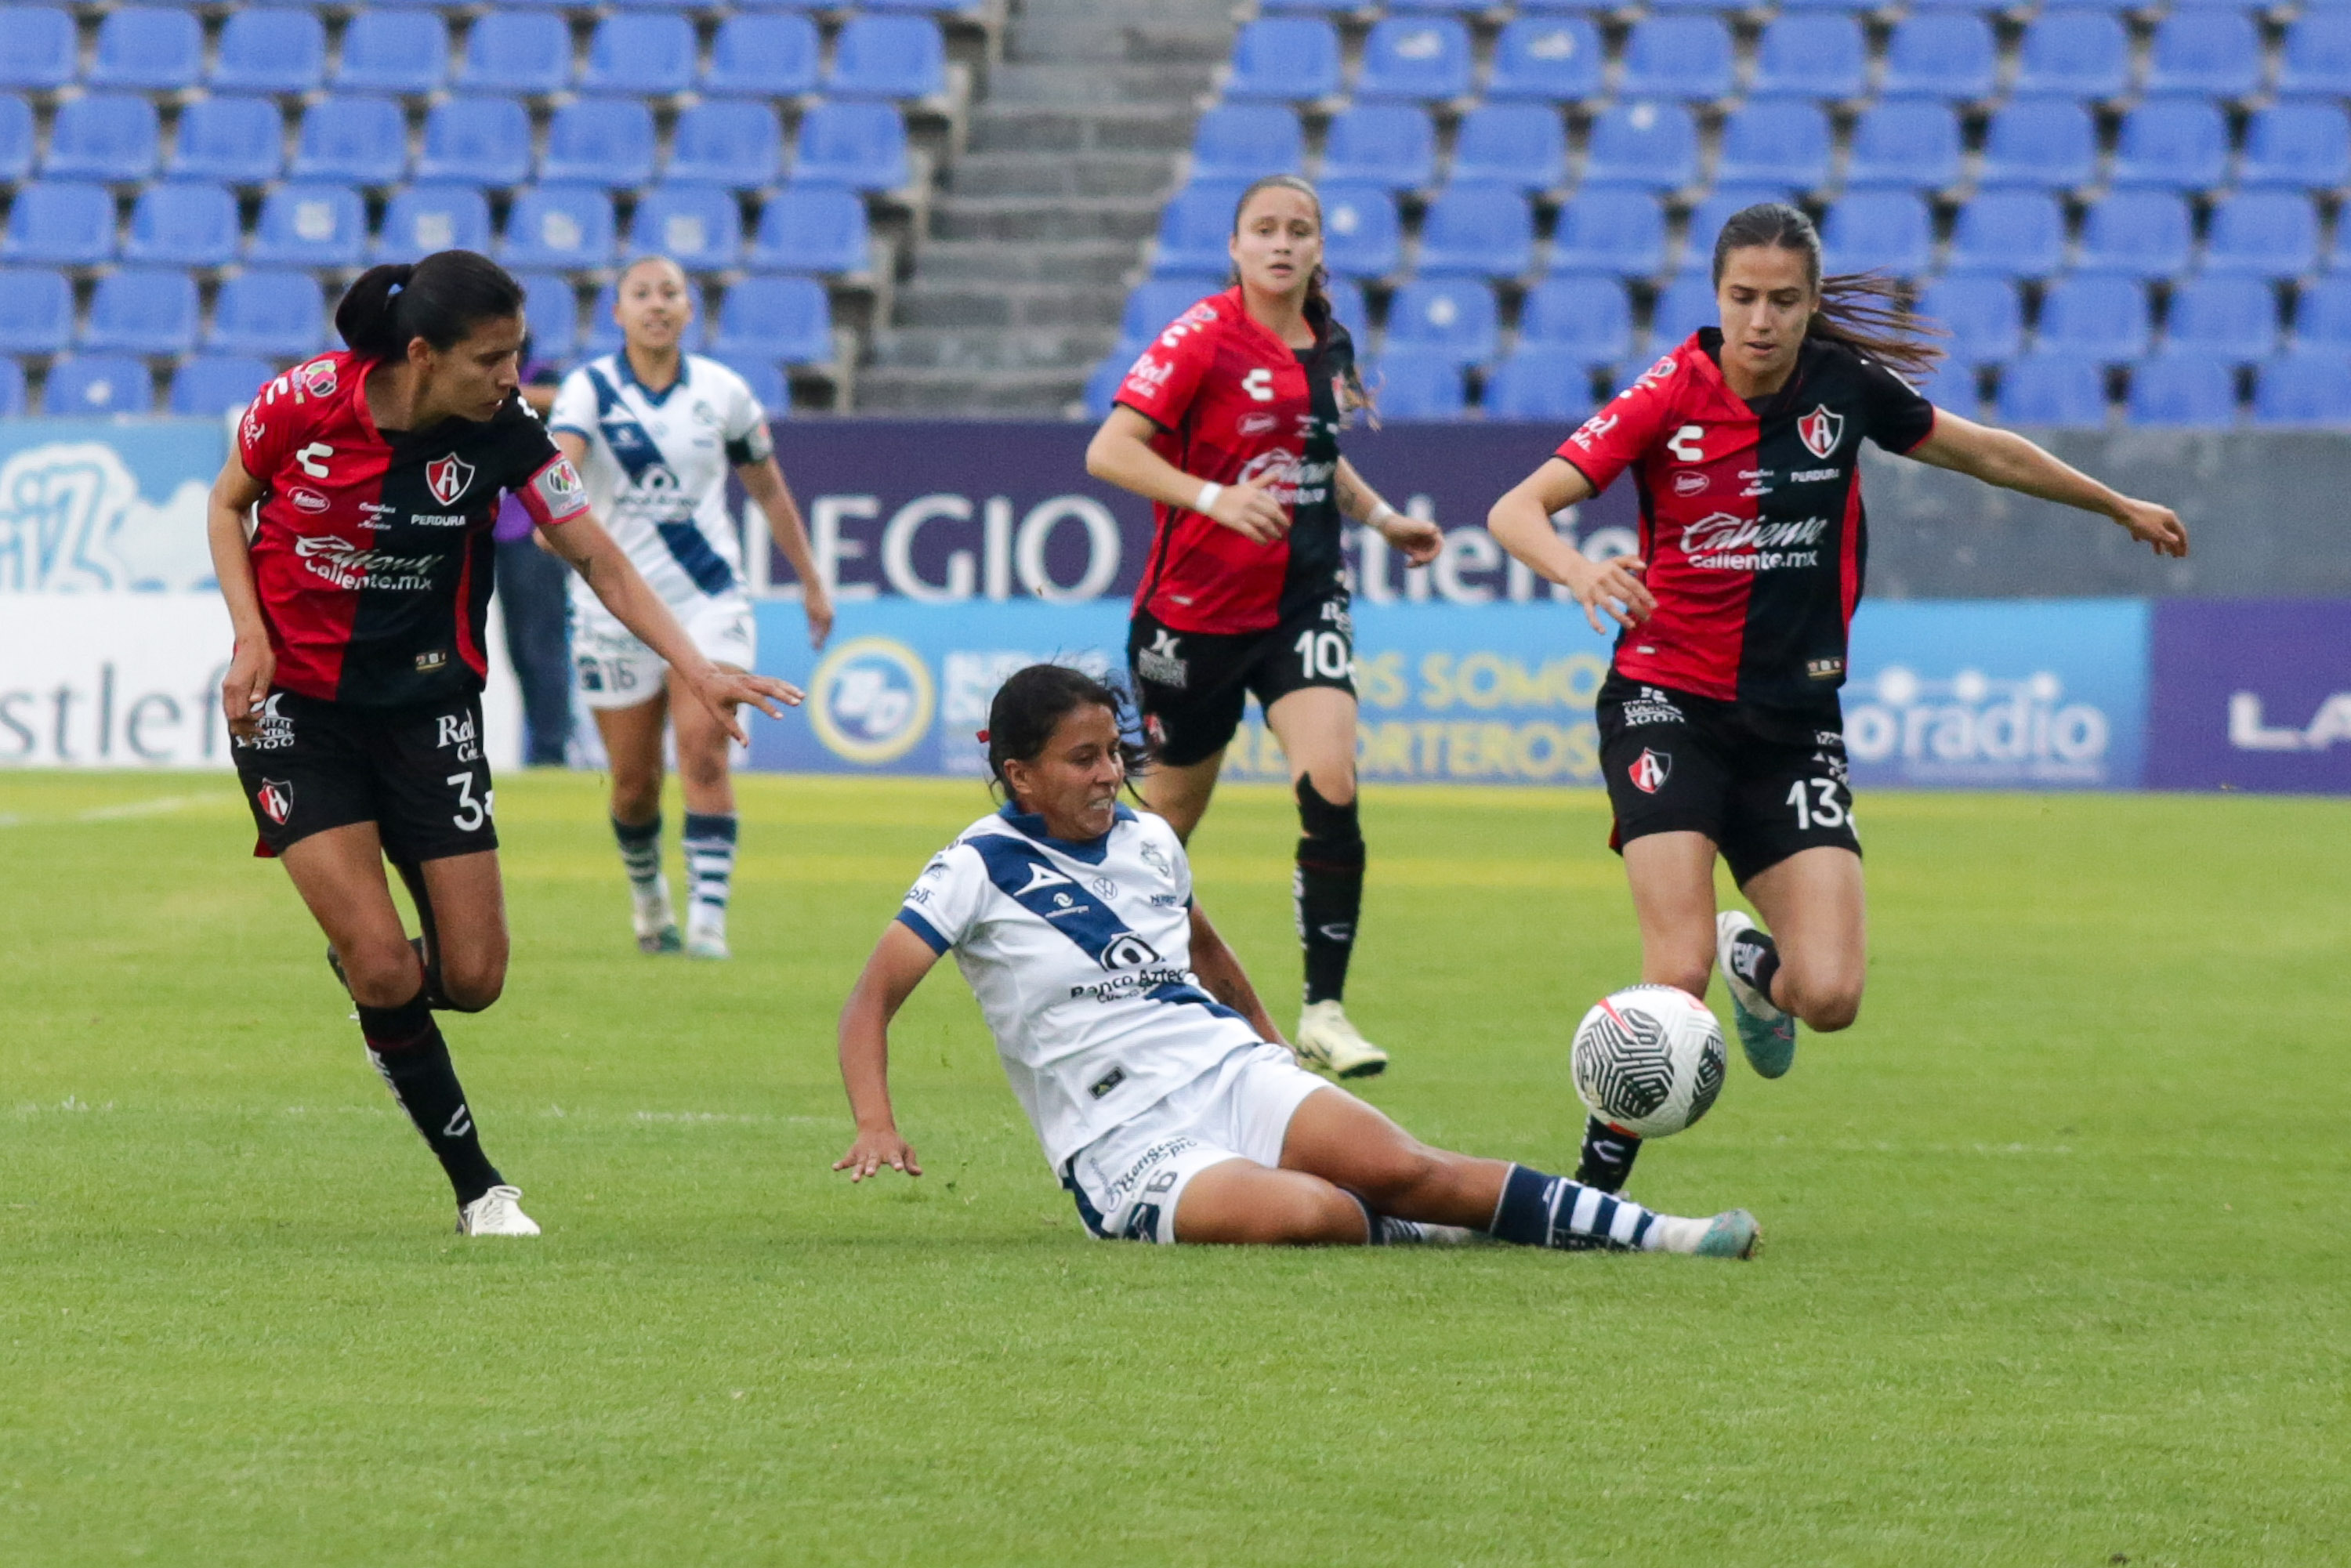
[[255, 778, 293, 825], [425, 454, 475, 507], [1630, 748, 1673, 795], [808, 636, 936, 766], [1797, 404, 1846, 460]]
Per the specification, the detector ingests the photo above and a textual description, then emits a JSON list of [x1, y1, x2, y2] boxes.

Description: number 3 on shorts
[[448, 772, 491, 832], [1786, 777, 1847, 830]]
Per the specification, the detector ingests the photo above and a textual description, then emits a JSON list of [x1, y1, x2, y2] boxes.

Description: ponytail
[[1228, 173, 1378, 422], [335, 249, 525, 361], [1709, 202, 1946, 378]]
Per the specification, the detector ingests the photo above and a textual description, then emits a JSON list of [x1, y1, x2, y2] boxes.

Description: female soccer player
[[1487, 202, 2188, 1191], [835, 663, 1760, 1258], [552, 256, 832, 960], [1084, 174, 1442, 1081], [208, 251, 801, 1234]]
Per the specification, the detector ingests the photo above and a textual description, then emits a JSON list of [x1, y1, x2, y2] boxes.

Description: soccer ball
[[1570, 984, 1728, 1139]]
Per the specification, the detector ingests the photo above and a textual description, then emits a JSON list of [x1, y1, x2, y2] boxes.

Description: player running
[[207, 251, 800, 1235], [1085, 173, 1442, 1081], [550, 255, 832, 960], [1487, 202, 2189, 1192], [835, 663, 1759, 1257]]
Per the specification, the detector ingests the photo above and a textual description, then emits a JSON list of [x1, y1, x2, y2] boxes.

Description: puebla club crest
[[1796, 404, 1844, 461], [425, 453, 476, 507], [1630, 748, 1673, 795]]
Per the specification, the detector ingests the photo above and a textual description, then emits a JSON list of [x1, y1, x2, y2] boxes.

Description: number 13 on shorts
[[1786, 777, 1850, 830]]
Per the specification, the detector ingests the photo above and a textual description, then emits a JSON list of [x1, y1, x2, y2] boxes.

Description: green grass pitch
[[2, 770, 2344, 1566]]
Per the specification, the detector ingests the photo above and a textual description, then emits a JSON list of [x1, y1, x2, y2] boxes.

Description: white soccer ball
[[1570, 984, 1729, 1139]]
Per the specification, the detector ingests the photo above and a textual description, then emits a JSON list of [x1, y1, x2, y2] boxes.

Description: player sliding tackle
[[835, 664, 1759, 1257]]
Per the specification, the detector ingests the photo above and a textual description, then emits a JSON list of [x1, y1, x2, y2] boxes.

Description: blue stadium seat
[[458, 13, 572, 96], [44, 96, 161, 183], [1978, 99, 2097, 190], [415, 96, 532, 186], [0, 358, 23, 415], [584, 16, 697, 96], [1354, 18, 1473, 103], [1450, 106, 1564, 192], [1382, 278, 1497, 365], [2164, 276, 2279, 361], [2238, 104, 2351, 191], [292, 97, 408, 186], [2110, 99, 2230, 191], [2012, 11, 2131, 99], [1919, 275, 2023, 364], [0, 269, 71, 353], [1485, 16, 1602, 102], [1943, 193, 2066, 281], [2145, 11, 2263, 98], [1118, 277, 1220, 353], [376, 184, 494, 261], [1520, 273, 1632, 367], [1320, 181, 1402, 278], [1748, 16, 1865, 100], [82, 268, 198, 356], [1675, 187, 1795, 277], [123, 182, 238, 268], [501, 186, 618, 271], [1616, 16, 1734, 103], [1915, 359, 1983, 420], [1581, 102, 1697, 191], [515, 272, 578, 360], [703, 15, 822, 98], [2293, 275, 2351, 353], [1415, 185, 1533, 278], [2075, 191, 2193, 278], [2128, 355, 2237, 427], [212, 9, 327, 95], [248, 183, 367, 267], [827, 16, 947, 100], [45, 357, 154, 415], [208, 270, 328, 357], [2038, 276, 2151, 360], [1255, 0, 1360, 10], [172, 356, 276, 418], [1880, 12, 1998, 100], [334, 12, 450, 96], [1150, 179, 1241, 274], [1998, 353, 2108, 425], [708, 352, 791, 415], [2252, 356, 2351, 425], [668, 103, 784, 190], [0, 8, 76, 92], [1714, 100, 1830, 192], [1484, 346, 1595, 422], [1326, 277, 1367, 341], [170, 98, 284, 185], [747, 183, 869, 273], [1649, 275, 1719, 351], [2, 183, 117, 266], [1778, 0, 1878, 12], [1081, 352, 1127, 419], [1843, 100, 1962, 191], [2277, 14, 2351, 97], [89, 7, 203, 92], [1546, 190, 1665, 277], [0, 96, 30, 183], [712, 275, 832, 365], [1224, 20, 1342, 103], [627, 186, 744, 272], [2204, 192, 2320, 280], [1363, 351, 1465, 421], [542, 100, 657, 189], [1821, 193, 1933, 277], [792, 103, 910, 191], [1189, 105, 1303, 183], [1319, 106, 1433, 190]]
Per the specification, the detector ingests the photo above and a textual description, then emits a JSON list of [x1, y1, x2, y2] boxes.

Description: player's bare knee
[[343, 939, 424, 1008], [1805, 986, 1863, 1033], [1301, 766, 1356, 809], [439, 948, 508, 1012], [1356, 1145, 1449, 1211]]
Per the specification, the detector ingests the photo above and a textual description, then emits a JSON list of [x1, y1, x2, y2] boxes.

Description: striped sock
[[682, 812, 738, 918], [1487, 1163, 1660, 1252], [612, 814, 662, 893]]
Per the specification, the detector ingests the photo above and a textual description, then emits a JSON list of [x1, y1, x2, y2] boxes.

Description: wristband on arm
[[1194, 480, 1224, 516]]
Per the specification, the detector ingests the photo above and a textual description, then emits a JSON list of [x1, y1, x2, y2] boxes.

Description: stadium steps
[[855, 0, 1232, 416]]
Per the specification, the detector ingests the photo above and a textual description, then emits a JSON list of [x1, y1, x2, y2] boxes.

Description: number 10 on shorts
[[1292, 629, 1350, 681]]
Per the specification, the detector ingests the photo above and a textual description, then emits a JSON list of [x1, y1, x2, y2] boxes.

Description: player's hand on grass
[[2114, 497, 2190, 559], [1375, 509, 1444, 567], [835, 1127, 921, 1182], [687, 666, 803, 746], [803, 581, 835, 650], [221, 636, 275, 741], [1206, 479, 1291, 545], [1563, 553, 1655, 634]]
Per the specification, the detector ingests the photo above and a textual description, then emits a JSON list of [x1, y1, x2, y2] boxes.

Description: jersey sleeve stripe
[[896, 908, 951, 954], [547, 423, 593, 440]]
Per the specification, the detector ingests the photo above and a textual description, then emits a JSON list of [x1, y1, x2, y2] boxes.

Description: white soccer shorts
[[572, 592, 756, 711], [1059, 1041, 1330, 1244]]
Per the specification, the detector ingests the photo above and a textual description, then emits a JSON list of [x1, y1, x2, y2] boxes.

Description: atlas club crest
[[425, 453, 475, 507], [255, 779, 294, 825], [1796, 404, 1844, 461], [1630, 748, 1673, 795]]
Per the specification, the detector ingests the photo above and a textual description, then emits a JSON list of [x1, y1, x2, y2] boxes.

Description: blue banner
[[0, 417, 225, 593]]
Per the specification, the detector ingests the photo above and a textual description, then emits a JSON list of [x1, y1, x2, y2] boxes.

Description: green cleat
[[1694, 1208, 1762, 1260], [1716, 911, 1797, 1079]]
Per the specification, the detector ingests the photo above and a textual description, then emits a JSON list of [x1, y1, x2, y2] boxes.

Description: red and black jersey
[[1555, 329, 1936, 708], [1115, 285, 1355, 634], [237, 351, 589, 707]]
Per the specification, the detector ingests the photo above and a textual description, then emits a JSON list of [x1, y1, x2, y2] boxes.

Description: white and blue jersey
[[897, 803, 1267, 1171]]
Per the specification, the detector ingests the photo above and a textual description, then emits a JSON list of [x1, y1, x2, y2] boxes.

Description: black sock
[[1294, 777, 1364, 1006], [1574, 1114, 1643, 1193], [357, 991, 502, 1208], [1728, 926, 1783, 1006]]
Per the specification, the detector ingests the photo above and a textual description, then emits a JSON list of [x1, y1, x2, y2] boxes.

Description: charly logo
[[807, 636, 936, 766], [1847, 666, 2111, 782]]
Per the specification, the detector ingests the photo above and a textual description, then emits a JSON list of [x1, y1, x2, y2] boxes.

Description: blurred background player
[[1488, 204, 2188, 1195], [1085, 174, 1440, 1081], [491, 342, 571, 767], [550, 256, 833, 960], [208, 251, 799, 1233]]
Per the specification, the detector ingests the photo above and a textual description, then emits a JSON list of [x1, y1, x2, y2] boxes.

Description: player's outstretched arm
[[834, 921, 940, 1182], [206, 454, 273, 739], [1487, 458, 1656, 633], [1186, 901, 1285, 1048], [1907, 410, 2190, 559], [1085, 404, 1291, 544], [737, 458, 833, 649]]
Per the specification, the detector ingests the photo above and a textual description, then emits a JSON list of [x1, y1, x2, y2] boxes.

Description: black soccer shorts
[[1128, 596, 1357, 767], [232, 689, 498, 863], [1594, 672, 1860, 886]]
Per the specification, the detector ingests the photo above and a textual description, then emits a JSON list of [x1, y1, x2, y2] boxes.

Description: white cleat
[[684, 909, 730, 961], [1293, 1000, 1389, 1079], [632, 879, 681, 955], [458, 1185, 541, 1237]]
